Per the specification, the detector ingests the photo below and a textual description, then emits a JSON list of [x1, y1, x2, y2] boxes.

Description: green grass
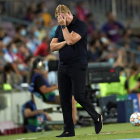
[[0, 123, 140, 140]]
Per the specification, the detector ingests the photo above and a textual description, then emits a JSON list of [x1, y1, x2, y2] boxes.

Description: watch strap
[[61, 25, 66, 29]]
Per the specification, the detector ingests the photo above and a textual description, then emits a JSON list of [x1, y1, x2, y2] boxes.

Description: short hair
[[130, 65, 138, 71], [86, 13, 93, 19], [90, 39, 96, 46], [4, 63, 13, 72], [16, 42, 23, 48], [7, 42, 13, 50], [25, 55, 33, 63], [55, 5, 70, 18], [106, 11, 112, 17]]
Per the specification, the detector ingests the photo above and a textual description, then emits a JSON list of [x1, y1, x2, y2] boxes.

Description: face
[[35, 61, 46, 74], [57, 12, 71, 26], [130, 69, 135, 75], [87, 15, 93, 22], [95, 40, 100, 47], [126, 29, 132, 36], [108, 13, 115, 21], [10, 43, 16, 52], [19, 45, 26, 54]]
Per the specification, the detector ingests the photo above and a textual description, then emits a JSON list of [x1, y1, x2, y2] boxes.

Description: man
[[22, 94, 52, 132], [50, 5, 102, 137], [87, 39, 102, 62], [34, 37, 49, 57], [4, 42, 21, 77], [16, 42, 27, 63], [101, 12, 124, 42]]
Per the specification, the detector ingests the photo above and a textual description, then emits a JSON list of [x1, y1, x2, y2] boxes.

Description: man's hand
[[71, 31, 74, 35], [57, 15, 66, 26]]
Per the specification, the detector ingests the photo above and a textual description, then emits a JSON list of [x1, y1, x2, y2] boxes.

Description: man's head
[[4, 63, 13, 74], [106, 12, 115, 22], [123, 29, 132, 37], [55, 5, 73, 26], [130, 65, 139, 75], [90, 39, 100, 48], [33, 57, 46, 74], [7, 42, 17, 54], [16, 42, 26, 54], [86, 13, 94, 23], [16, 25, 27, 36]]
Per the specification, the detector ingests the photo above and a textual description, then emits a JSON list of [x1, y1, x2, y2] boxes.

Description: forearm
[[43, 85, 57, 94], [50, 41, 66, 52], [25, 110, 42, 118], [62, 28, 73, 45], [132, 83, 140, 91], [12, 63, 20, 75]]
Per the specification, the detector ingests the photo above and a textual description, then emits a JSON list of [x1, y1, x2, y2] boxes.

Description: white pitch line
[[16, 137, 37, 140]]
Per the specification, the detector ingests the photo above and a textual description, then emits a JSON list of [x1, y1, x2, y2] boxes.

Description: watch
[[61, 25, 66, 29]]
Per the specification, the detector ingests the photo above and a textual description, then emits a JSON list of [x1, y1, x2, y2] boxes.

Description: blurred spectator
[[37, 2, 52, 27], [0, 27, 6, 41], [24, 4, 36, 21], [26, 26, 41, 54], [113, 49, 127, 68], [25, 55, 34, 69], [101, 12, 124, 42], [34, 37, 49, 57], [0, 2, 5, 15], [22, 94, 53, 132], [0, 27, 12, 45], [113, 48, 135, 68], [4, 42, 18, 63], [76, 1, 89, 22], [49, 25, 57, 39], [0, 63, 22, 89], [38, 29, 48, 43], [0, 41, 6, 71], [4, 42, 21, 76], [15, 25, 27, 43], [16, 42, 27, 63], [87, 39, 101, 62], [86, 13, 96, 36], [117, 29, 138, 50], [33, 10, 44, 26], [99, 37, 110, 62], [128, 65, 140, 93]]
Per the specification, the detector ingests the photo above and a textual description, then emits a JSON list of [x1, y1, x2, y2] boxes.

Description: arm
[[57, 15, 81, 45], [24, 108, 44, 118], [62, 28, 81, 45], [50, 38, 67, 52], [39, 85, 58, 94], [129, 82, 140, 93], [35, 76, 58, 94], [11, 63, 20, 76]]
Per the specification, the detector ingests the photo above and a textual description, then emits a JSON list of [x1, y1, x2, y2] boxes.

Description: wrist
[[61, 25, 66, 29]]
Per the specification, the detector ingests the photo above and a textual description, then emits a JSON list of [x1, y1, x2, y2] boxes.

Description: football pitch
[[0, 123, 140, 140]]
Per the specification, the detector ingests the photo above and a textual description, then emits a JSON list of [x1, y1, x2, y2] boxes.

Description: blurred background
[[0, 0, 140, 136]]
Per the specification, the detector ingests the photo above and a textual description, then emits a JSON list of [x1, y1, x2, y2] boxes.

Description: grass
[[0, 123, 140, 140]]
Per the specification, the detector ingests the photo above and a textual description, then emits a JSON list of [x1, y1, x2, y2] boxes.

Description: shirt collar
[[71, 15, 76, 25]]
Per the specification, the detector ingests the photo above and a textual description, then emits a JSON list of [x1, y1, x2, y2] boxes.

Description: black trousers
[[58, 64, 99, 132]]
